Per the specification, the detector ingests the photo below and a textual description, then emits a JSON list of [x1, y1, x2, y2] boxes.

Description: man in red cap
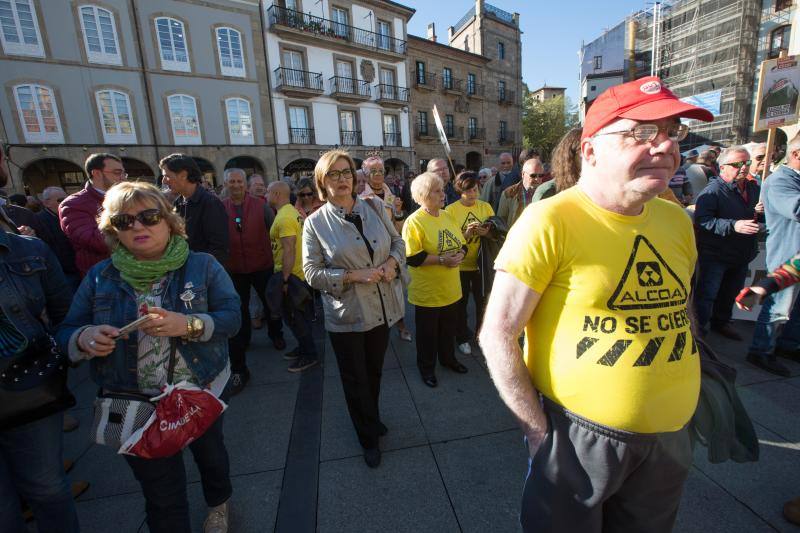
[[479, 76, 713, 532]]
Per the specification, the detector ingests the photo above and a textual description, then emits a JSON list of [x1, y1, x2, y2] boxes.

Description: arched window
[[0, 0, 44, 57], [769, 25, 791, 59], [167, 94, 201, 144], [79, 5, 121, 65], [95, 90, 136, 143], [216, 27, 245, 77], [225, 98, 254, 144], [13, 84, 63, 143], [155, 17, 190, 71]]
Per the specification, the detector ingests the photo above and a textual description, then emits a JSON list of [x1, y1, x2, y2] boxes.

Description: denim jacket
[[0, 229, 72, 346], [55, 251, 241, 391]]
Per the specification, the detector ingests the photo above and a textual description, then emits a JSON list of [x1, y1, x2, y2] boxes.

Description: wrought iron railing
[[274, 67, 323, 91], [340, 130, 362, 145], [290, 128, 315, 144], [383, 131, 401, 146], [329, 76, 371, 97], [414, 71, 437, 88], [415, 119, 430, 138], [498, 90, 516, 104], [441, 77, 463, 92], [376, 84, 409, 102], [467, 82, 484, 97], [498, 130, 514, 144], [268, 5, 407, 55], [469, 127, 485, 140], [446, 126, 464, 140]]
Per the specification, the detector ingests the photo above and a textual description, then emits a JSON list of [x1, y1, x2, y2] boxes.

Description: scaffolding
[[630, 0, 762, 146]]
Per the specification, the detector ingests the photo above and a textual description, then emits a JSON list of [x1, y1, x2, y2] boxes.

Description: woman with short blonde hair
[[57, 181, 240, 532], [303, 149, 405, 468], [402, 171, 469, 388]]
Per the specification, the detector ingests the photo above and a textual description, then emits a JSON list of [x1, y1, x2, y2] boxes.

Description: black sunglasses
[[110, 209, 163, 231]]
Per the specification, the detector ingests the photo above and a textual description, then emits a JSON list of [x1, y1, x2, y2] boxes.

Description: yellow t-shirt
[[445, 199, 495, 271], [270, 204, 305, 281], [402, 209, 464, 307], [495, 187, 699, 434]]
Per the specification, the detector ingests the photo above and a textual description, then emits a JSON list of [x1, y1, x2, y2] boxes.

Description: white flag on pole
[[431, 104, 451, 156]]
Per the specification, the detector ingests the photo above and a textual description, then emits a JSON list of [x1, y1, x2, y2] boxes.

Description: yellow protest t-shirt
[[445, 199, 495, 271], [495, 187, 699, 434], [402, 209, 464, 308], [270, 204, 305, 281]]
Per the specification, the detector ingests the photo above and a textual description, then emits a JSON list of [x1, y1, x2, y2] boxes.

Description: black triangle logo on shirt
[[606, 235, 688, 311], [461, 212, 481, 233], [439, 229, 462, 253]]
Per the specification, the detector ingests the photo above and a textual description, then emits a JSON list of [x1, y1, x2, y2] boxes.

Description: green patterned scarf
[[112, 235, 189, 292]]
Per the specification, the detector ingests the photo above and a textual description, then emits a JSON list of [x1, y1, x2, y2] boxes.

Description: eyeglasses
[[368, 169, 385, 177], [594, 123, 689, 143], [298, 192, 315, 198], [325, 168, 353, 181], [527, 173, 547, 178], [109, 209, 163, 231], [722, 160, 752, 170]]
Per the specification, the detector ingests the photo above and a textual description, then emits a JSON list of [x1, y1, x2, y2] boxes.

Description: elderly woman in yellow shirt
[[402, 171, 469, 388]]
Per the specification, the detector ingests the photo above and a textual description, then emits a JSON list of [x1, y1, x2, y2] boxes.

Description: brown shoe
[[63, 459, 74, 473], [784, 496, 800, 525], [711, 323, 743, 341]]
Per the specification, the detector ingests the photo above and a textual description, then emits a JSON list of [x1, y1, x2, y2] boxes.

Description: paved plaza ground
[[60, 307, 800, 532]]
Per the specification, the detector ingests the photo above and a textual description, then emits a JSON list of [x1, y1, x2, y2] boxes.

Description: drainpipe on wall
[[130, 0, 160, 173], [260, 0, 282, 182]]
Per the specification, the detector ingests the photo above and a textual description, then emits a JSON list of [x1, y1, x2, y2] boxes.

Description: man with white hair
[[36, 186, 78, 286], [480, 153, 513, 211], [745, 142, 767, 184], [479, 76, 713, 532], [693, 146, 762, 340], [222, 168, 285, 394], [745, 133, 800, 377]]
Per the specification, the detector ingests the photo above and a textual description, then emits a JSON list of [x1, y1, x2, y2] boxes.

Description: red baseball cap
[[582, 76, 714, 139]]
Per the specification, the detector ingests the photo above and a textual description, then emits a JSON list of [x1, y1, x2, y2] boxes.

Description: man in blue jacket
[[694, 146, 762, 340], [746, 135, 800, 377]]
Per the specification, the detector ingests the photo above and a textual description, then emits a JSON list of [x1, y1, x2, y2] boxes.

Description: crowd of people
[[1, 73, 799, 533]]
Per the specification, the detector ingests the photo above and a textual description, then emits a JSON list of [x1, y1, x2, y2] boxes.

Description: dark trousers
[[415, 302, 459, 378], [328, 324, 389, 450], [456, 270, 484, 344], [693, 256, 749, 332], [521, 397, 692, 533], [124, 414, 232, 533], [229, 269, 284, 372], [0, 412, 79, 533], [281, 279, 318, 360]]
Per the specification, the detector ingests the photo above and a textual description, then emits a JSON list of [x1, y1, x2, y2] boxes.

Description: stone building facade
[[0, 0, 279, 194], [264, 0, 414, 180], [444, 0, 523, 168]]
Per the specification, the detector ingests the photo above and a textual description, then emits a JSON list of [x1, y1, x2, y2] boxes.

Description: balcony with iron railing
[[466, 82, 484, 98], [267, 5, 406, 58], [340, 130, 362, 146], [274, 67, 323, 97], [498, 90, 516, 105], [290, 128, 315, 144], [414, 71, 437, 90], [328, 76, 371, 102], [498, 130, 514, 144], [383, 131, 402, 147], [469, 127, 485, 141], [375, 84, 409, 106], [446, 126, 464, 141], [441, 78, 464, 94], [415, 120, 433, 140]]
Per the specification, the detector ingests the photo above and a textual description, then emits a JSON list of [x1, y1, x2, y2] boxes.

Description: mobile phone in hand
[[116, 314, 156, 337]]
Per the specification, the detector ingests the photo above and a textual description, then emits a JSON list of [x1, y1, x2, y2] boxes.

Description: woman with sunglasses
[[302, 150, 405, 468], [56, 182, 241, 533], [294, 177, 324, 221]]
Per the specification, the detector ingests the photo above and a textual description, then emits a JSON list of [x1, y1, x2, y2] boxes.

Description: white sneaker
[[458, 342, 472, 355], [204, 502, 229, 533]]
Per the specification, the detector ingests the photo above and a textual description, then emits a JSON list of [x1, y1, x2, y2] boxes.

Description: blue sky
[[405, 0, 647, 105]]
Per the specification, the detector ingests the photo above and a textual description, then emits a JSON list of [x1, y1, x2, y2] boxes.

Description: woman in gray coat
[[302, 150, 405, 468]]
